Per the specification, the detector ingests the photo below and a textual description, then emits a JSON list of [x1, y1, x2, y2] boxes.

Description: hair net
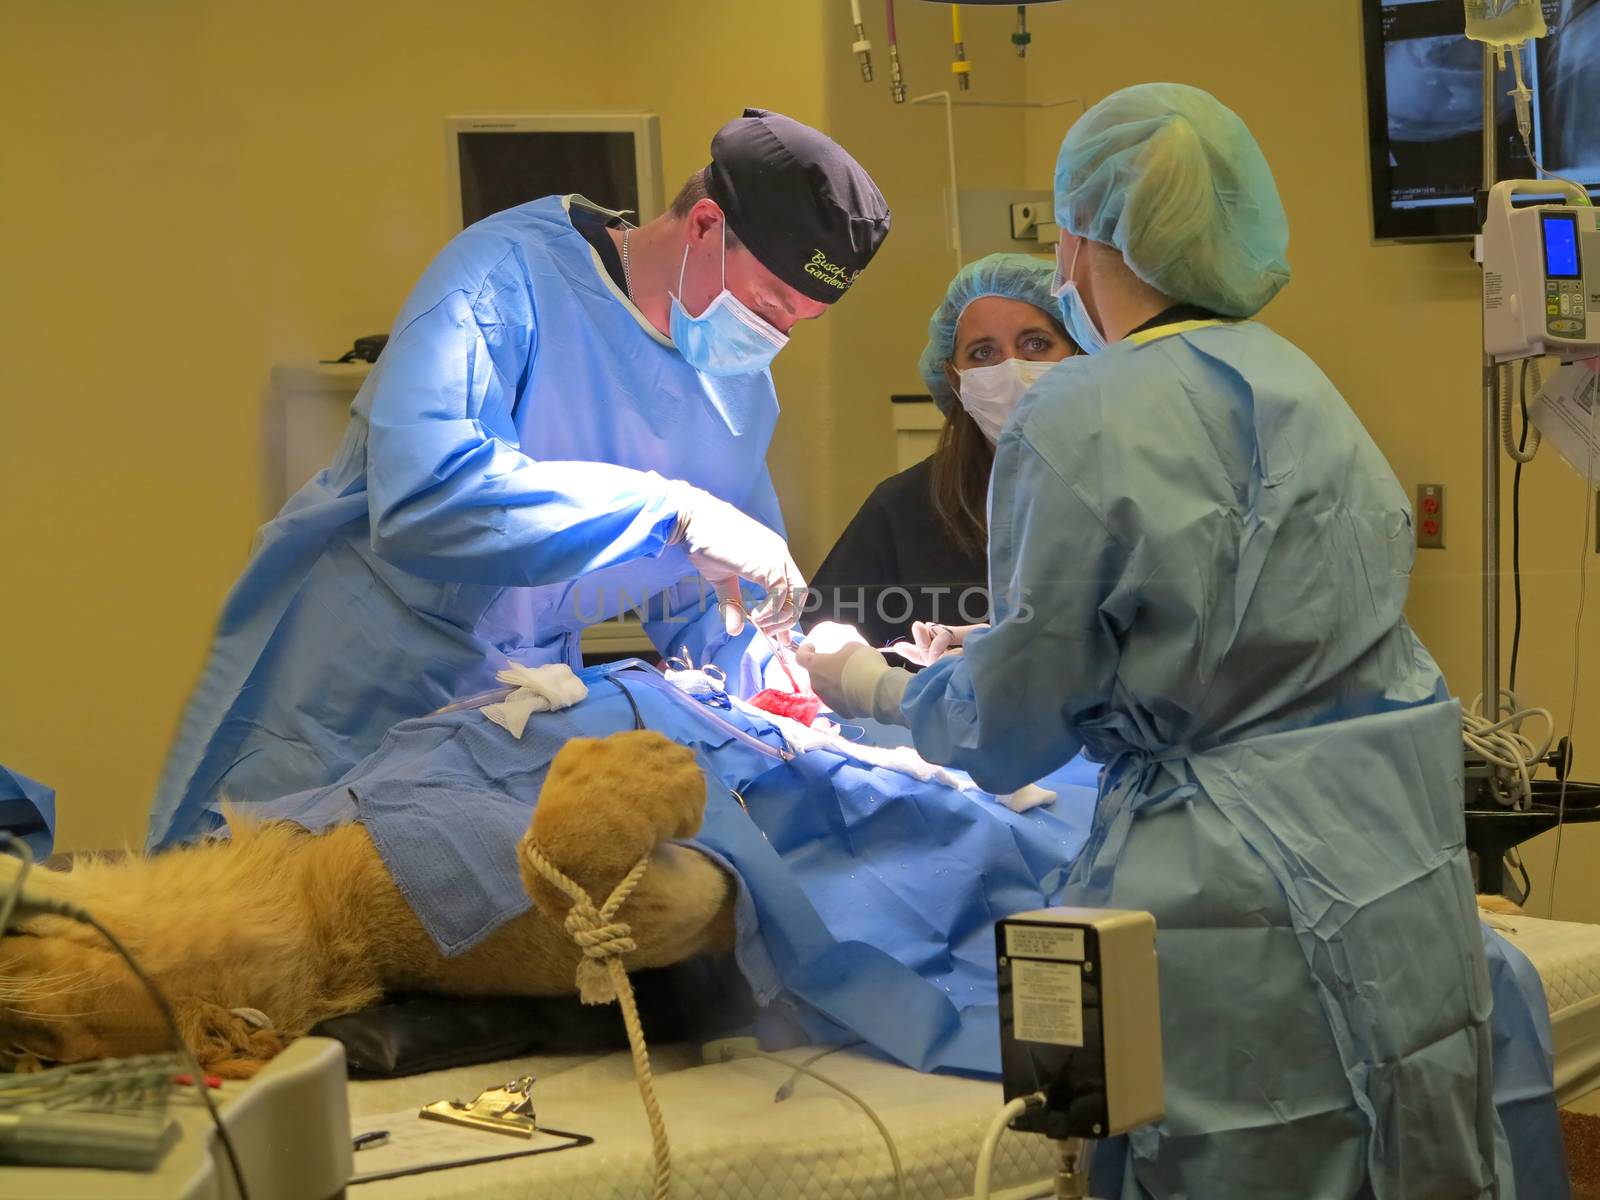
[[916, 253, 1061, 417], [1054, 83, 1290, 318]]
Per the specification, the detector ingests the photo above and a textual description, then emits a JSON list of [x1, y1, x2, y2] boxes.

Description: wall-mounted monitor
[[444, 113, 664, 232], [1362, 0, 1600, 242]]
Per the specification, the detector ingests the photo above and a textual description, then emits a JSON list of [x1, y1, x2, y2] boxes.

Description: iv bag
[[1463, 0, 1547, 48]]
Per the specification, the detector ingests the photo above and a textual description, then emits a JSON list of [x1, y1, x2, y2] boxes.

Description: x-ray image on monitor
[[1363, 0, 1600, 241], [1383, 28, 1522, 203], [1544, 0, 1600, 174]]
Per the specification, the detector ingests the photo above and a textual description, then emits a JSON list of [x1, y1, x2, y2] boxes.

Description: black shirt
[[809, 457, 990, 649], [813, 307, 1221, 647], [570, 204, 628, 294]]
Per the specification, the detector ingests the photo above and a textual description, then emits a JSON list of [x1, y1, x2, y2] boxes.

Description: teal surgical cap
[[917, 253, 1062, 416], [1054, 82, 1291, 318]]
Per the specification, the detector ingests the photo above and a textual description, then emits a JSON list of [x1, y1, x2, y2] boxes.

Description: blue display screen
[[1544, 213, 1581, 279]]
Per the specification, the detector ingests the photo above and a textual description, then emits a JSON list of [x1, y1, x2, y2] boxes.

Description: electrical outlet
[[1010, 201, 1040, 240], [1417, 484, 1445, 549]]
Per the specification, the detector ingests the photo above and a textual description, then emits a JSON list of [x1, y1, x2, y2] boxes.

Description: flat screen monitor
[[1362, 0, 1600, 241], [445, 114, 664, 231]]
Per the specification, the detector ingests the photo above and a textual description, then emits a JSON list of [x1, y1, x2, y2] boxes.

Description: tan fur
[[1476, 894, 1525, 916], [0, 732, 734, 1078]]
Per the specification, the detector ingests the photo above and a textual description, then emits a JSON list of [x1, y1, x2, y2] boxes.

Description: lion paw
[[177, 1001, 284, 1079], [521, 731, 707, 917]]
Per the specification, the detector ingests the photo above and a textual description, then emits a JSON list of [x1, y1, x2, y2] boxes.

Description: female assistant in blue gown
[[801, 83, 1522, 1197]]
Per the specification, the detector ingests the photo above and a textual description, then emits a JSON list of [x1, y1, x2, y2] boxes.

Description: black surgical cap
[[706, 108, 891, 305]]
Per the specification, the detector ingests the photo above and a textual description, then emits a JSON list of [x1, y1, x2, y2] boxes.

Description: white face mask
[[955, 357, 1057, 443]]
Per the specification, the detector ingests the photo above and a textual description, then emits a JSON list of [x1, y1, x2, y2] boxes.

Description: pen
[[352, 1130, 390, 1152]]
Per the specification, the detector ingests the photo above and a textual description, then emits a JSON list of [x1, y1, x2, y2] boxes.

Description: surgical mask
[[956, 358, 1056, 443], [1051, 238, 1108, 355], [670, 224, 789, 377]]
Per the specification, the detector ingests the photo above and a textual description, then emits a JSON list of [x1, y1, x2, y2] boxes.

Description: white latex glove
[[889, 621, 987, 667], [670, 487, 806, 639], [795, 621, 911, 722]]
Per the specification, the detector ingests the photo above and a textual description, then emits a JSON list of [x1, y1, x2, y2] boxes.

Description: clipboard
[[348, 1109, 591, 1184]]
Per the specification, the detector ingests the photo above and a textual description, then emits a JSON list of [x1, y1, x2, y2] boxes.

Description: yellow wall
[[6, 0, 1600, 920], [819, 2, 1033, 548]]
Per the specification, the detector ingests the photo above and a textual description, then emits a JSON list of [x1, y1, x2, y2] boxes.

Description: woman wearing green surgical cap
[[802, 83, 1542, 1195], [808, 254, 1074, 648]]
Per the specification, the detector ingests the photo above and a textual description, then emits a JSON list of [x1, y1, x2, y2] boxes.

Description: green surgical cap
[[1054, 82, 1290, 318]]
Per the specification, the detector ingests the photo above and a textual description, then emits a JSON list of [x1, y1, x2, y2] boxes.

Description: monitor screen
[[1543, 211, 1582, 276], [456, 130, 640, 228], [1362, 0, 1600, 241]]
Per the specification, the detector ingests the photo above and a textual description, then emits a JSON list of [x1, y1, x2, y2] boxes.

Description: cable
[[1511, 368, 1535, 692], [974, 1091, 1044, 1200], [950, 3, 970, 90], [1501, 360, 1542, 465], [1508, 845, 1533, 906], [885, 0, 905, 103], [1464, 692, 1555, 809], [83, 910, 253, 1200], [734, 1047, 908, 1200], [0, 846, 253, 1200], [770, 1040, 864, 1101], [605, 674, 646, 731], [1546, 360, 1598, 917]]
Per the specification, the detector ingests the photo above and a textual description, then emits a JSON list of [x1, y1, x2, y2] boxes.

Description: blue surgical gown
[[904, 321, 1515, 1197], [149, 196, 783, 851]]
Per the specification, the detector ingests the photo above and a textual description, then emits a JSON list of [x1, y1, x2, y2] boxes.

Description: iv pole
[[1482, 42, 1502, 719]]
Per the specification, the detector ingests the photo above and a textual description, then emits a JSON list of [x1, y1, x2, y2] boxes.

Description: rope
[[521, 841, 670, 1199]]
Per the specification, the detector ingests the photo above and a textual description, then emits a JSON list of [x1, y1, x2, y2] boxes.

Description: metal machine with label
[[995, 908, 1163, 1143]]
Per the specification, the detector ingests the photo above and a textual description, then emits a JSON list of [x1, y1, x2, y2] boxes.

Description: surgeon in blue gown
[[801, 84, 1524, 1197], [148, 109, 890, 851]]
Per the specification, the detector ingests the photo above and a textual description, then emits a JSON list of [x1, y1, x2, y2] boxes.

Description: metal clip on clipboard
[[419, 1076, 538, 1139]]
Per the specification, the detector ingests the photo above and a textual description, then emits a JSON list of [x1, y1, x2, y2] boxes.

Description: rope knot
[[562, 904, 638, 1003], [522, 840, 652, 1004], [519, 836, 670, 1198]]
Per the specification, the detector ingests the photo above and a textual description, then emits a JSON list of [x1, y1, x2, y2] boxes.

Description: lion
[[0, 724, 1534, 1081], [0, 731, 733, 1078]]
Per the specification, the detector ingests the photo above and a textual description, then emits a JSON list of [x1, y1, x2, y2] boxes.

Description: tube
[[951, 3, 971, 90], [850, 0, 874, 82], [886, 0, 905, 102]]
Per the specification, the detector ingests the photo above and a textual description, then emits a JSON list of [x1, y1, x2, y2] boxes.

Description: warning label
[[1012, 959, 1084, 1047], [1005, 924, 1085, 962], [1484, 272, 1504, 311]]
